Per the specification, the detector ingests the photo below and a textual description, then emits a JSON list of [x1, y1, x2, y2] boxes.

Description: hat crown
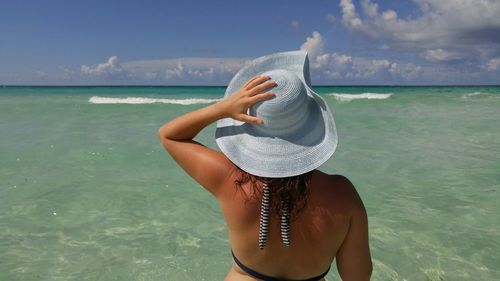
[[215, 50, 338, 178], [249, 69, 310, 136]]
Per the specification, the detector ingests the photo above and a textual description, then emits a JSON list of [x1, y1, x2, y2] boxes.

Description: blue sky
[[1, 0, 500, 85]]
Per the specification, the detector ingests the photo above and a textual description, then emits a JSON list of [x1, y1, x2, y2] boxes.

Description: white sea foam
[[328, 93, 393, 101], [461, 92, 483, 98], [88, 96, 222, 105]]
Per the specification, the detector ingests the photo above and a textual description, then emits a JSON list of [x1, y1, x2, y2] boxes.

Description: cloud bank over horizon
[[334, 0, 500, 83], [2, 0, 500, 85]]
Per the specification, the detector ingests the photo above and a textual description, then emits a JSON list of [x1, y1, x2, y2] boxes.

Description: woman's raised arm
[[157, 75, 275, 195]]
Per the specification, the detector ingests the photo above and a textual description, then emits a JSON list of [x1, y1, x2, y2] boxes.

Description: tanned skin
[[158, 75, 372, 280]]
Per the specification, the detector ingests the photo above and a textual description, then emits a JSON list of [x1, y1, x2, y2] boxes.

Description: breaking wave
[[461, 92, 484, 98], [88, 96, 222, 105], [328, 93, 393, 101]]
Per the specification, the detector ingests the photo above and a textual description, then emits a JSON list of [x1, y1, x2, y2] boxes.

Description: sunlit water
[[1, 86, 499, 280]]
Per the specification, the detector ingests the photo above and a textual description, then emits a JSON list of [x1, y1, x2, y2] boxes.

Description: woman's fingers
[[251, 91, 275, 103], [243, 75, 263, 88], [238, 92, 275, 125], [249, 80, 276, 95], [238, 114, 262, 125], [230, 76, 276, 125], [246, 75, 270, 90]]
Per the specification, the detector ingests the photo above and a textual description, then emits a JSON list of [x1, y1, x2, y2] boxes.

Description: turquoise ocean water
[[1, 86, 499, 280]]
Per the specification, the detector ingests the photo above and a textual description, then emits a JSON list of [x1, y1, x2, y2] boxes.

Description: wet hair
[[234, 166, 313, 221]]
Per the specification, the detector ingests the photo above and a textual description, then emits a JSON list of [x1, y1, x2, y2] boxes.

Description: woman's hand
[[219, 75, 276, 125], [158, 75, 276, 196]]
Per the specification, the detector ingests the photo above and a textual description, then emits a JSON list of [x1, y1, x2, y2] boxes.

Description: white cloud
[[484, 57, 500, 71], [164, 62, 215, 81], [76, 56, 247, 84], [347, 59, 393, 79], [81, 56, 129, 79], [300, 31, 326, 62], [299, 31, 421, 82], [331, 53, 353, 66], [421, 49, 464, 63], [340, 0, 500, 44], [387, 63, 423, 80], [123, 57, 247, 84], [165, 62, 185, 80], [340, 0, 364, 31], [144, 72, 158, 80], [338, 0, 500, 64], [312, 53, 353, 70], [300, 32, 355, 71]]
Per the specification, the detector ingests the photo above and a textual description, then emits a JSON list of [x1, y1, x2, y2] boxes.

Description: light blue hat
[[215, 50, 338, 178]]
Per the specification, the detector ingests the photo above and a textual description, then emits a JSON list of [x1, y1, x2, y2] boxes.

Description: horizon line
[[2, 84, 500, 87]]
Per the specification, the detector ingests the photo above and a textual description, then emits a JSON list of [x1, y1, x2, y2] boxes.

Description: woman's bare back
[[157, 67, 372, 280], [218, 168, 372, 281]]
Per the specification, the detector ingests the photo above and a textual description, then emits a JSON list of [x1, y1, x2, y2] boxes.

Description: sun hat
[[215, 50, 338, 178]]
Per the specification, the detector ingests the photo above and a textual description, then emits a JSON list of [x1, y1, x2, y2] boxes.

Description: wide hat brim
[[215, 50, 338, 178]]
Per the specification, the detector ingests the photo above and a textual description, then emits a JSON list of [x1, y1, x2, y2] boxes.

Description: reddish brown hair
[[234, 166, 314, 221]]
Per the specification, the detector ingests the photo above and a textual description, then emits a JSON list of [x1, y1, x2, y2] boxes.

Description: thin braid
[[258, 180, 270, 250], [280, 199, 291, 246], [233, 167, 313, 249]]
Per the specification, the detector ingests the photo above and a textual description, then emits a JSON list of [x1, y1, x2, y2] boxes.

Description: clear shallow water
[[1, 86, 499, 280]]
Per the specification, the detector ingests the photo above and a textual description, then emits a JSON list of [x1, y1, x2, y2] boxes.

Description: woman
[[158, 51, 372, 281]]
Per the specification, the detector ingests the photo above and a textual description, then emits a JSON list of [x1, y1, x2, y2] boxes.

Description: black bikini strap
[[231, 250, 330, 281], [232, 250, 279, 281]]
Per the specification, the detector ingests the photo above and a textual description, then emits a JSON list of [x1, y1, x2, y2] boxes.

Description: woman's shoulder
[[312, 170, 355, 191], [311, 170, 365, 213]]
